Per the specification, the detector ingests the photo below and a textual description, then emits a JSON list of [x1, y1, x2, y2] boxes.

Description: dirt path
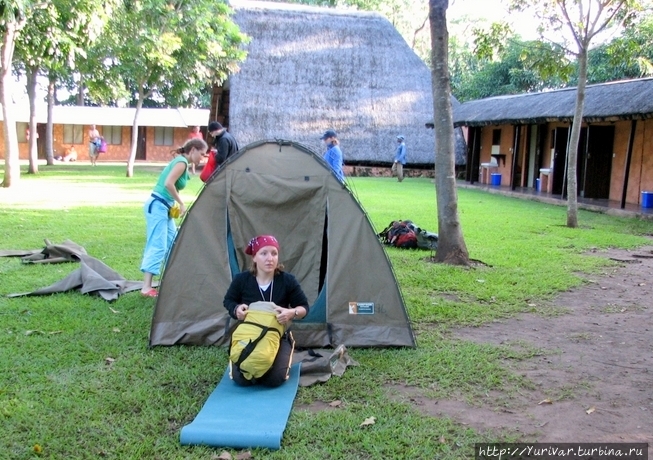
[[408, 246, 653, 453]]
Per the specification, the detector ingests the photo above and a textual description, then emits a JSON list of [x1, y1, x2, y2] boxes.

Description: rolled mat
[[180, 363, 301, 450]]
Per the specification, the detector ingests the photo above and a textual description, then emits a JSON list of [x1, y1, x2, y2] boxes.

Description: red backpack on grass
[[378, 220, 418, 249]]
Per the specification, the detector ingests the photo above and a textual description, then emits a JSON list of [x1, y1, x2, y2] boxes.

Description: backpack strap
[[378, 220, 400, 244], [233, 321, 282, 368]]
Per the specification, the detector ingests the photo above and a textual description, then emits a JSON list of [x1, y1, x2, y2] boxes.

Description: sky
[[447, 0, 540, 40], [449, 0, 511, 22], [447, 0, 624, 48]]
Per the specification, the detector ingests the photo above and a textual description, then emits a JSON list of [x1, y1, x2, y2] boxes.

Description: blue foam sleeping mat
[[180, 363, 301, 450]]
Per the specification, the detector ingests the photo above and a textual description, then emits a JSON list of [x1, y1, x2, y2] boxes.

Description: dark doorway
[[525, 124, 545, 189], [552, 127, 569, 195], [511, 125, 523, 188], [136, 127, 146, 160], [467, 127, 481, 183], [580, 125, 614, 199], [36, 123, 46, 159], [210, 84, 232, 128]]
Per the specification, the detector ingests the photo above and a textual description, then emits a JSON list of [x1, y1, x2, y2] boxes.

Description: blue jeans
[[140, 195, 176, 276]]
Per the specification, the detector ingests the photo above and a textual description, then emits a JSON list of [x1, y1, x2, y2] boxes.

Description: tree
[[1, 0, 29, 187], [14, 0, 110, 172], [580, 13, 653, 84], [429, 0, 469, 266], [85, 0, 247, 177], [453, 8, 653, 99], [509, 0, 644, 228], [452, 36, 571, 101]]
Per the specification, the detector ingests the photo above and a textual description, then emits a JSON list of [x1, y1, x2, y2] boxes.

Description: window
[[492, 129, 501, 146], [16, 122, 28, 143], [102, 126, 122, 145], [154, 127, 174, 146], [63, 124, 84, 144]]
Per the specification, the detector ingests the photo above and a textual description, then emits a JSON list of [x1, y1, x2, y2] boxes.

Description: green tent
[[149, 140, 415, 348]]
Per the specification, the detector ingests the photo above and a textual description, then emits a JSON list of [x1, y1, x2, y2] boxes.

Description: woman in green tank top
[[140, 138, 208, 297]]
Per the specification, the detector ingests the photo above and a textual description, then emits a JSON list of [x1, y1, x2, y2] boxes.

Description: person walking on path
[[320, 129, 345, 183], [208, 121, 239, 166], [392, 135, 407, 182], [139, 138, 208, 297], [88, 125, 101, 166]]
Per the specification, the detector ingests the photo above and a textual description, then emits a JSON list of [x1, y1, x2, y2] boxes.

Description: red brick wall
[[0, 123, 199, 163]]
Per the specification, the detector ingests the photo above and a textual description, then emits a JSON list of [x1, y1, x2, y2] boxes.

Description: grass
[[1, 164, 652, 459]]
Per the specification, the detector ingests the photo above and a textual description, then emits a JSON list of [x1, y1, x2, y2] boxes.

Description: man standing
[[188, 126, 203, 141], [88, 125, 101, 166], [320, 129, 345, 183], [392, 135, 407, 182], [208, 121, 238, 165]]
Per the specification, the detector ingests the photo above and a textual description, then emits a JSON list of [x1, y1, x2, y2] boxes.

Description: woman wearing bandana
[[224, 235, 309, 386]]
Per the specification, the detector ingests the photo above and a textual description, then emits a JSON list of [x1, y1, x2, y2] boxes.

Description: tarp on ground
[[2, 240, 146, 302]]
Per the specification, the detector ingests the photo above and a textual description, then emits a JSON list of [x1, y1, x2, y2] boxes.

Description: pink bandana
[[245, 235, 279, 256]]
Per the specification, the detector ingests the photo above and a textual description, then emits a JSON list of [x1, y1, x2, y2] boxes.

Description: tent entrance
[[225, 169, 328, 309]]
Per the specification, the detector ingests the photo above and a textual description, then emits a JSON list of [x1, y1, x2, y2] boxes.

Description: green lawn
[[1, 165, 652, 459]]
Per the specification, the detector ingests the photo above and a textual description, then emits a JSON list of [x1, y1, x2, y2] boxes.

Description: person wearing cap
[[208, 121, 239, 166], [223, 235, 309, 387], [320, 129, 345, 183], [392, 135, 407, 182]]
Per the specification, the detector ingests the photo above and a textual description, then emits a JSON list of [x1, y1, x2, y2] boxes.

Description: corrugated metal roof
[[1, 105, 210, 127]]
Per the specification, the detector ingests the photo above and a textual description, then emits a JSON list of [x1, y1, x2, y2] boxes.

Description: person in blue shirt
[[139, 137, 207, 297], [320, 129, 345, 183], [393, 135, 407, 182]]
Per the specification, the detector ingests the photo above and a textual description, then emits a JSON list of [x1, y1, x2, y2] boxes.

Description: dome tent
[[150, 140, 415, 349]]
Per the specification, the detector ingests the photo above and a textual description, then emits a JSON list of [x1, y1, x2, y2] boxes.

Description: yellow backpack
[[229, 302, 286, 381]]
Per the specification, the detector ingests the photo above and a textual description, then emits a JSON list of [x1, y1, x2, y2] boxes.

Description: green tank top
[[152, 156, 189, 201]]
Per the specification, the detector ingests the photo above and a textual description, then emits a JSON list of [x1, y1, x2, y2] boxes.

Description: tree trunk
[[126, 97, 144, 178], [429, 0, 470, 265], [1, 24, 20, 188], [566, 45, 589, 228], [26, 66, 39, 174], [77, 75, 84, 106], [45, 73, 56, 166]]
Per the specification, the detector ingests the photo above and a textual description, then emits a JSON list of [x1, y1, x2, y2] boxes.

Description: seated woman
[[223, 235, 309, 387], [63, 146, 77, 162]]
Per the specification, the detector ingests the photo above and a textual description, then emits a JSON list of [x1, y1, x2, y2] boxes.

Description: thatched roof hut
[[453, 77, 653, 127], [225, 0, 454, 166]]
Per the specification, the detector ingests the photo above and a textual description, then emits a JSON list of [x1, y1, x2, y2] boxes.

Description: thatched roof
[[228, 0, 453, 165], [452, 77, 653, 128]]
